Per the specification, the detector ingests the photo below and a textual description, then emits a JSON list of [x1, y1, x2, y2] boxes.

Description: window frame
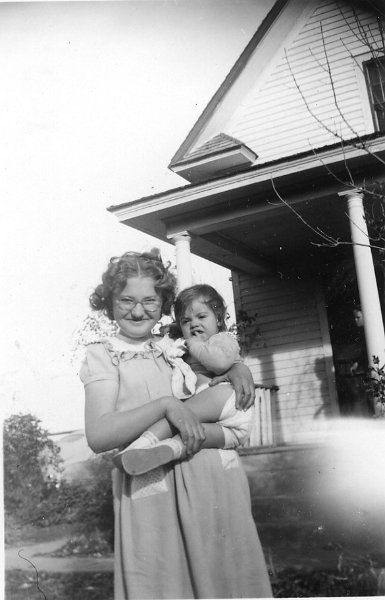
[[363, 55, 385, 133], [352, 51, 385, 134]]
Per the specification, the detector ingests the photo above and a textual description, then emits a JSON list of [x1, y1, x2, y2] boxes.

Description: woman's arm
[[84, 379, 205, 454]]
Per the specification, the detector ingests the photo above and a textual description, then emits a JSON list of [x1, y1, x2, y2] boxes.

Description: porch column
[[170, 232, 193, 291], [339, 190, 385, 368]]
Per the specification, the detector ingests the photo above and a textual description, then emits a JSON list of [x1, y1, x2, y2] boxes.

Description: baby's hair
[[89, 249, 177, 320], [174, 284, 228, 333]]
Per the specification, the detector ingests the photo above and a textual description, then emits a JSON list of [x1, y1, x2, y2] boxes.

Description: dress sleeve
[[187, 333, 242, 375], [79, 343, 119, 386]]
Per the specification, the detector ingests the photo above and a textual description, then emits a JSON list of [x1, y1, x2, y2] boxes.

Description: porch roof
[[108, 134, 385, 276]]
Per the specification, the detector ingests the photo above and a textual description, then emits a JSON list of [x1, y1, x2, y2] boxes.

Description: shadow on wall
[[313, 356, 332, 419]]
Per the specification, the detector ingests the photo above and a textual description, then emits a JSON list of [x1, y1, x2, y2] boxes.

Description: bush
[[32, 454, 115, 549], [50, 529, 112, 557], [3, 413, 63, 524], [30, 479, 92, 527], [4, 412, 114, 552], [74, 454, 114, 548]]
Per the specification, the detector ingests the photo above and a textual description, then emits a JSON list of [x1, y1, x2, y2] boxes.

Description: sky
[[1, 0, 275, 433]]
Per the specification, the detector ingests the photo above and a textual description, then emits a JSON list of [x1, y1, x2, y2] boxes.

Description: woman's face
[[113, 277, 162, 342]]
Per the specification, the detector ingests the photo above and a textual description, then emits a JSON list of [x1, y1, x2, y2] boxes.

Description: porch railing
[[246, 384, 279, 448]]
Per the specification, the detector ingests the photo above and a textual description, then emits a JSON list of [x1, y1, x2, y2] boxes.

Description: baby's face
[[180, 298, 218, 342]]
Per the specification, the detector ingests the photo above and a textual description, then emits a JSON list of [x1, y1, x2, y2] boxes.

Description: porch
[[109, 139, 385, 446]]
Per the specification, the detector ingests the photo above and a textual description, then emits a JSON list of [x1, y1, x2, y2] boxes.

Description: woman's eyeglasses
[[115, 298, 161, 312]]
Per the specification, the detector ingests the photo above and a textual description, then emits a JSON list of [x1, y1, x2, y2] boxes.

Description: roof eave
[[170, 145, 258, 183], [109, 135, 385, 221]]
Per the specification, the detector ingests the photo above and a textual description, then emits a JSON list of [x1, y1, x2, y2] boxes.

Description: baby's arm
[[187, 333, 241, 374]]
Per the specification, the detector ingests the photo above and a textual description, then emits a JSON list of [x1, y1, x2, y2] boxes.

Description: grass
[[271, 566, 379, 597], [5, 566, 381, 599], [5, 524, 383, 598], [5, 571, 113, 600], [5, 521, 73, 548]]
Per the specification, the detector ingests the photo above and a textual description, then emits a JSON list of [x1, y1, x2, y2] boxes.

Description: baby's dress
[[80, 336, 272, 600]]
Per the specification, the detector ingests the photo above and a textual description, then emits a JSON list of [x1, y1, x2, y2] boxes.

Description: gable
[[230, 0, 384, 164], [170, 0, 384, 183]]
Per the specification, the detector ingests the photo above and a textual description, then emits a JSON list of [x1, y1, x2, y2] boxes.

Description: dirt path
[[5, 538, 114, 572]]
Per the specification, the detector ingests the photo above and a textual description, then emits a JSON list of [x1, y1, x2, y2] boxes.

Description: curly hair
[[174, 284, 228, 335], [89, 249, 177, 320]]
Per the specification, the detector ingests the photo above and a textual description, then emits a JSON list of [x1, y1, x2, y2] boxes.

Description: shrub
[[32, 454, 115, 549], [3, 413, 63, 524], [73, 454, 114, 548]]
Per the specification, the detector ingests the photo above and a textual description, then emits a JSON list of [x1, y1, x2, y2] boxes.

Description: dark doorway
[[323, 260, 372, 416]]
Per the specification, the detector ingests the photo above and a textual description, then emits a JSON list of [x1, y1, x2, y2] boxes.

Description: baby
[[113, 284, 254, 474]]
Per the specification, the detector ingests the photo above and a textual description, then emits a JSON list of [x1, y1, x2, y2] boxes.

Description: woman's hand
[[209, 363, 255, 411], [163, 397, 206, 456]]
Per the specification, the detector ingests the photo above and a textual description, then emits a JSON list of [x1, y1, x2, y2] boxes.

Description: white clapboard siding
[[247, 387, 275, 447], [230, 0, 382, 163], [232, 271, 336, 445]]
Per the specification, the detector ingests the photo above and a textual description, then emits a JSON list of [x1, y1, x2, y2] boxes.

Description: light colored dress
[[80, 335, 272, 600]]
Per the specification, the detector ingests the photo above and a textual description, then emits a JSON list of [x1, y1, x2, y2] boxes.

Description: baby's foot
[[120, 438, 184, 475], [113, 431, 159, 471]]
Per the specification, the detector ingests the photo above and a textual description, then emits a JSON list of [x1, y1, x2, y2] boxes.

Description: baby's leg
[[113, 386, 232, 473], [148, 382, 234, 440], [116, 385, 253, 475], [117, 423, 226, 476], [148, 383, 251, 447]]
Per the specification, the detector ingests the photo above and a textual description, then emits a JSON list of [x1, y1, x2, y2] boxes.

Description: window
[[364, 56, 385, 132]]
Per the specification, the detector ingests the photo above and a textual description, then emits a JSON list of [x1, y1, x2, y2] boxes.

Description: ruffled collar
[[103, 335, 164, 365]]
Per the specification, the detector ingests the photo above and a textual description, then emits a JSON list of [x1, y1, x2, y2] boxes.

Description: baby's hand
[[185, 336, 203, 348], [184, 338, 200, 355]]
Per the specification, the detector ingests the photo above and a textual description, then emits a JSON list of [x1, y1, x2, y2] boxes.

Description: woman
[[80, 250, 272, 599]]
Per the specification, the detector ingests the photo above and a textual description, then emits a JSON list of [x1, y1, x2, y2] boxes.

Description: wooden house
[[108, 0, 385, 449]]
